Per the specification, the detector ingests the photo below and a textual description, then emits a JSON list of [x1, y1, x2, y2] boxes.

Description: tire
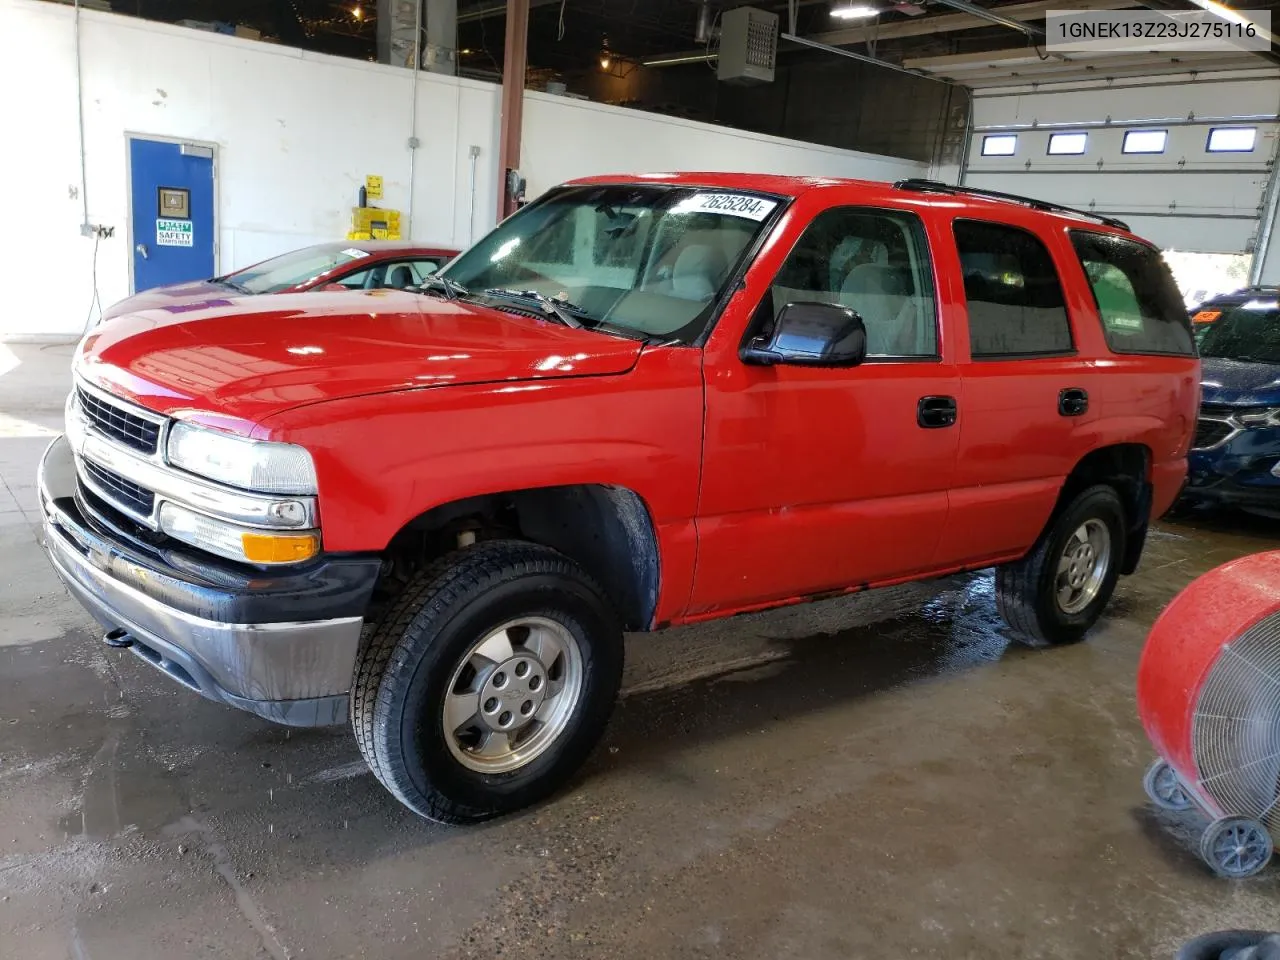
[[1199, 817, 1274, 879], [1143, 758, 1194, 812], [996, 484, 1126, 647], [350, 540, 623, 823]]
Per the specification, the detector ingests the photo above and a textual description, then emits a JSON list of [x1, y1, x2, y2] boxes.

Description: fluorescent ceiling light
[[1184, 0, 1278, 45], [832, 4, 880, 19], [642, 53, 718, 67]]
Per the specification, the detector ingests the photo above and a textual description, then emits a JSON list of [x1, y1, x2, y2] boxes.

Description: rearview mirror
[[741, 301, 867, 367]]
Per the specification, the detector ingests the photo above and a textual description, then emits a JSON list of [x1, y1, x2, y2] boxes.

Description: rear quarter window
[[1070, 231, 1195, 356]]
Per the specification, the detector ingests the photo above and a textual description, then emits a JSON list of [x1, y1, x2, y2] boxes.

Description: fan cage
[[1191, 611, 1280, 835]]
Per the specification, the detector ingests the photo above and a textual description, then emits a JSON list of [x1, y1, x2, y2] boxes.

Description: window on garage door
[[1069, 231, 1195, 356], [954, 220, 1073, 358]]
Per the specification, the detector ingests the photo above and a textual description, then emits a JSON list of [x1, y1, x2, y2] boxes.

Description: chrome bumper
[[39, 436, 364, 727]]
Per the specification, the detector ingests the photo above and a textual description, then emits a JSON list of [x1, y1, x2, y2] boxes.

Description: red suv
[[41, 174, 1198, 822]]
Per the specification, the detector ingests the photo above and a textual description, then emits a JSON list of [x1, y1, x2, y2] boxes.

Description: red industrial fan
[[1137, 550, 1280, 879]]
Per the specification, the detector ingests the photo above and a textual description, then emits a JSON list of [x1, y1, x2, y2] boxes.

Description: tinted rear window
[[954, 219, 1073, 358], [1069, 231, 1195, 356]]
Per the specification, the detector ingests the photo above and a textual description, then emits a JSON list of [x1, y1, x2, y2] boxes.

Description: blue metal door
[[129, 138, 215, 293]]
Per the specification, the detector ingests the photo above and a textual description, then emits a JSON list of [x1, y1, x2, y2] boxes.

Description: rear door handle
[[918, 395, 958, 429], [1059, 387, 1089, 417]]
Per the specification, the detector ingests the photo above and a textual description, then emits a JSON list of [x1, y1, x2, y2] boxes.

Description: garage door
[[962, 69, 1280, 254]]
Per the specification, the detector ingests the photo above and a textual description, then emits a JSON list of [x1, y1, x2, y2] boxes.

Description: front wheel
[[351, 540, 623, 823], [996, 484, 1126, 646]]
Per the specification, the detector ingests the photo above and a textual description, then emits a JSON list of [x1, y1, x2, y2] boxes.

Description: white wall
[[0, 0, 926, 340], [519, 91, 925, 197], [961, 69, 1280, 255], [1, 0, 499, 340]]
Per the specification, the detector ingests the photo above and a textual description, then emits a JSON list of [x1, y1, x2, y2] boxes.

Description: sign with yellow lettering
[[365, 174, 383, 200]]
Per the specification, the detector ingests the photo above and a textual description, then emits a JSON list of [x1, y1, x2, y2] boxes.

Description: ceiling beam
[[929, 0, 1044, 37], [809, 0, 1136, 45], [457, 0, 561, 23]]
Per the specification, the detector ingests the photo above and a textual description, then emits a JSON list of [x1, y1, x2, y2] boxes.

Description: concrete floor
[[1, 341, 1277, 960]]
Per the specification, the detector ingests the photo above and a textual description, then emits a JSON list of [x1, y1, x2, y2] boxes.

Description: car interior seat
[[385, 265, 414, 289], [840, 263, 918, 355], [671, 245, 729, 301]]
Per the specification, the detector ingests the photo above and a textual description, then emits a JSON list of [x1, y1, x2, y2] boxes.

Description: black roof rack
[[892, 178, 1130, 232]]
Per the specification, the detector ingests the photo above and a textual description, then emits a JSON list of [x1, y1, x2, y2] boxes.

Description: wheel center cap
[[478, 656, 547, 733]]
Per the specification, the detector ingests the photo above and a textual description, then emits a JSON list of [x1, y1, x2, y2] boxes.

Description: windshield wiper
[[482, 288, 592, 329], [415, 274, 468, 300], [214, 277, 252, 294]]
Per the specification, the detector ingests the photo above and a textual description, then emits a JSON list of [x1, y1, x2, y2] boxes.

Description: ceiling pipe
[[927, 0, 1044, 38], [779, 31, 953, 83]]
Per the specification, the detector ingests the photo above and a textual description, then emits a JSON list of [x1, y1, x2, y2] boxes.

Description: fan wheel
[[1143, 758, 1194, 812], [1199, 817, 1274, 879]]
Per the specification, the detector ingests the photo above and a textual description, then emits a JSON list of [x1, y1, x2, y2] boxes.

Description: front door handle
[[135, 243, 149, 260], [1059, 387, 1089, 417], [918, 395, 958, 429]]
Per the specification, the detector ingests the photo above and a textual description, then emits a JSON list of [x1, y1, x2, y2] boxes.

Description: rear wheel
[[996, 484, 1126, 646], [351, 540, 623, 823]]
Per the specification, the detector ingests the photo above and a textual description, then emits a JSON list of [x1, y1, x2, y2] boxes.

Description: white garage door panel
[[972, 74, 1280, 127], [964, 171, 1267, 219], [1109, 215, 1256, 252], [964, 71, 1280, 254]]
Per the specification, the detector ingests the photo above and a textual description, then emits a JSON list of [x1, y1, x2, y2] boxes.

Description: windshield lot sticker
[[340, 248, 372, 259], [155, 219, 193, 247], [673, 193, 777, 221]]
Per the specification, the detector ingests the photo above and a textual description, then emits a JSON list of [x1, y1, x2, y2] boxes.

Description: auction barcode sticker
[[672, 193, 778, 221]]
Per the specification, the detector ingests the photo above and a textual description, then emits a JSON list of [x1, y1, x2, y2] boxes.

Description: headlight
[[1236, 407, 1280, 427], [159, 502, 319, 565], [167, 422, 317, 494]]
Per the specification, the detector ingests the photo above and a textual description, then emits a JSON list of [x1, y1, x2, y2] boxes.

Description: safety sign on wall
[[156, 218, 193, 247], [365, 174, 383, 200]]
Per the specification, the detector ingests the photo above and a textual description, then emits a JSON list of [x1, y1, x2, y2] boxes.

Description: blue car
[[1185, 293, 1280, 516]]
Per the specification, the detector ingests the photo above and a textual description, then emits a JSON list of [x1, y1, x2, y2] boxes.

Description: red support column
[[497, 0, 530, 221]]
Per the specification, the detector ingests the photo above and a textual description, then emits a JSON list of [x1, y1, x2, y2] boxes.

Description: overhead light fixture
[[352, 4, 362, 19], [600, 55, 611, 69], [1184, 0, 1278, 45], [642, 52, 718, 67], [831, 4, 880, 18]]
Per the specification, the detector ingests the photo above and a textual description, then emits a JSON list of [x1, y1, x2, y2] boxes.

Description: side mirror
[[741, 301, 867, 367]]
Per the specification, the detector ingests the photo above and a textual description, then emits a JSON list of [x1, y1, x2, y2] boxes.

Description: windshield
[[1198, 299, 1280, 363], [439, 184, 780, 341], [226, 245, 374, 294]]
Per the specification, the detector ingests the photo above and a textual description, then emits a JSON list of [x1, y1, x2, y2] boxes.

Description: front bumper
[[39, 435, 379, 726], [1183, 429, 1280, 512]]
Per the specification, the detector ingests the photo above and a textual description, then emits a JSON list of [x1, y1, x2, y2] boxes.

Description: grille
[[81, 460, 155, 517], [77, 386, 161, 455], [1194, 418, 1236, 450]]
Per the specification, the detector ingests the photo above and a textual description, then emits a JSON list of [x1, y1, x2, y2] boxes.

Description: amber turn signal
[[240, 531, 320, 564]]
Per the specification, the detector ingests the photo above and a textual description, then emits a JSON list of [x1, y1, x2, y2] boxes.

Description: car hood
[[1199, 355, 1280, 406], [76, 290, 644, 428], [100, 280, 249, 321]]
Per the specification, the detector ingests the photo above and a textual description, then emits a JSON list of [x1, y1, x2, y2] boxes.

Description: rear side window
[[1069, 231, 1195, 356], [954, 220, 1073, 358]]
